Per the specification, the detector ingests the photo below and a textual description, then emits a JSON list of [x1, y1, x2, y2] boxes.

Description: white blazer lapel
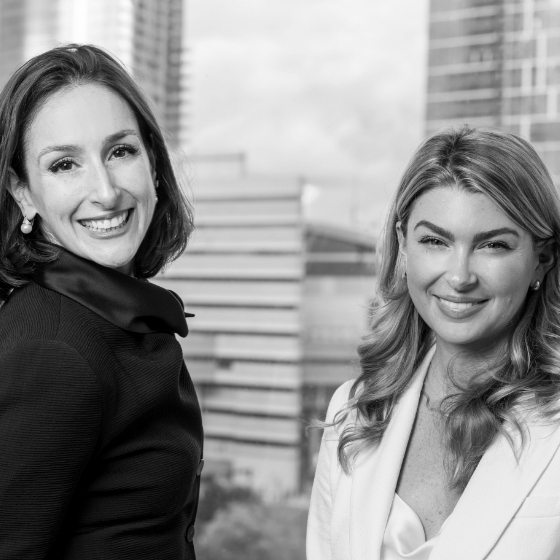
[[431, 416, 560, 560], [349, 346, 436, 560]]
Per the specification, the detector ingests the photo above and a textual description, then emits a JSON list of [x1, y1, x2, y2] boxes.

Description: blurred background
[[0, 0, 553, 557]]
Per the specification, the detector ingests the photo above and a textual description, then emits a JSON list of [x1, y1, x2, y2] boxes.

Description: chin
[[87, 251, 135, 274]]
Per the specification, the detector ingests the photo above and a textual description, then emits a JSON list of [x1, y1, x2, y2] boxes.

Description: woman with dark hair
[[0, 45, 203, 559], [307, 127, 560, 560]]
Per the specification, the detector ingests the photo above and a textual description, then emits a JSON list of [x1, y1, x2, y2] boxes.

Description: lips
[[435, 295, 488, 319], [80, 209, 131, 232]]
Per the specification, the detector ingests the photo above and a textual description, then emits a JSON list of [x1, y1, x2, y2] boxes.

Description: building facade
[[0, 0, 186, 145], [427, 0, 560, 183], [156, 175, 305, 499], [301, 223, 376, 490], [155, 169, 376, 497]]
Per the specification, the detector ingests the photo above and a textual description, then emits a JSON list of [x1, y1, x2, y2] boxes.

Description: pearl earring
[[20, 215, 33, 234], [532, 280, 541, 291]]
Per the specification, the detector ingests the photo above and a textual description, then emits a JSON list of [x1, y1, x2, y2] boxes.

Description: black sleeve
[[0, 340, 102, 559]]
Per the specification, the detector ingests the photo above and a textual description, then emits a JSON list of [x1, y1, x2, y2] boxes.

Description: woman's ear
[[396, 221, 407, 257], [146, 144, 157, 184], [537, 239, 556, 276], [8, 168, 37, 218]]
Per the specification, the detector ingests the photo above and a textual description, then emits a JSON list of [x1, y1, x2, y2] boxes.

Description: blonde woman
[[308, 127, 560, 560]]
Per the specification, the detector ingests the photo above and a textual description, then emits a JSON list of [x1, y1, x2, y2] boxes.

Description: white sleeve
[[306, 380, 353, 560]]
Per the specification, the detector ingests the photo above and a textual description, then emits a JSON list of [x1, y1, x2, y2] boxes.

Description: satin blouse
[[381, 493, 449, 560]]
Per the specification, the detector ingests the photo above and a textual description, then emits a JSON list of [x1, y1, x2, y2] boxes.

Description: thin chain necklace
[[421, 389, 445, 415], [422, 360, 448, 416]]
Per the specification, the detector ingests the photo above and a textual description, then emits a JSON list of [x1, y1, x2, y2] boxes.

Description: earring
[[155, 179, 159, 189], [155, 195, 159, 204], [20, 215, 33, 234], [532, 280, 541, 291]]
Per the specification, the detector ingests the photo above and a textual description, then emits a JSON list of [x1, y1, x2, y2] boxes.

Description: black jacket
[[0, 250, 203, 559]]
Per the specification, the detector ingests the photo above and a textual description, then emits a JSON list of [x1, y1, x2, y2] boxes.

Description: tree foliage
[[196, 502, 307, 560]]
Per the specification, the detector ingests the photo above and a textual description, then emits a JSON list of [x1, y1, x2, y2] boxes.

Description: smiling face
[[11, 83, 157, 275], [399, 186, 548, 354]]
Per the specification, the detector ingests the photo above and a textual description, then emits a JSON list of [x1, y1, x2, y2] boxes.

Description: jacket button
[[196, 459, 204, 476], [186, 525, 195, 542]]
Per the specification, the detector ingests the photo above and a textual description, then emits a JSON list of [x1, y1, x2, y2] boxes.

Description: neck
[[426, 338, 506, 402]]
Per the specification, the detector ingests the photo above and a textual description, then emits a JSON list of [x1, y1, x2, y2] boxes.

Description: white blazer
[[307, 346, 560, 560]]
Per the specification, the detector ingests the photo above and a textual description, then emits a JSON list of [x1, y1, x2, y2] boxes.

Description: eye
[[110, 144, 138, 159], [49, 158, 75, 173], [481, 240, 511, 251], [419, 236, 447, 247]]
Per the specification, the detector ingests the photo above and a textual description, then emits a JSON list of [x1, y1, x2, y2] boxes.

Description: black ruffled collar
[[32, 249, 190, 337]]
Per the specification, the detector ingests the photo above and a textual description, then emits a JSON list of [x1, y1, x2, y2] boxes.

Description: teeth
[[81, 211, 128, 231], [439, 299, 476, 310]]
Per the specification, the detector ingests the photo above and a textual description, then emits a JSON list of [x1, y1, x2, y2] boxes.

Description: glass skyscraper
[[0, 0, 186, 145], [427, 0, 560, 183]]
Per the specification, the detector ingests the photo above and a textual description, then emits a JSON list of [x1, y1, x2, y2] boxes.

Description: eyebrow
[[37, 129, 140, 163], [413, 220, 520, 243]]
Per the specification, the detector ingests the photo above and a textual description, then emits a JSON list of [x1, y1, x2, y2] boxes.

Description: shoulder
[[325, 379, 355, 423], [0, 339, 103, 436], [0, 281, 62, 338], [0, 338, 102, 394], [0, 280, 105, 358]]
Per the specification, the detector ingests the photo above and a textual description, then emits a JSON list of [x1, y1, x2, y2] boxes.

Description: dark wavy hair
[[0, 43, 193, 299], [334, 126, 560, 489]]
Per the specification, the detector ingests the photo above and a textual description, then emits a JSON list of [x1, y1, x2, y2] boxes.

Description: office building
[[0, 0, 186, 144], [427, 0, 560, 182], [156, 175, 305, 498], [301, 223, 376, 488], [156, 171, 376, 497]]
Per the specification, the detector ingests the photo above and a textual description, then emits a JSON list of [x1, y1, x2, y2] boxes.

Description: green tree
[[197, 474, 259, 527], [196, 502, 307, 560]]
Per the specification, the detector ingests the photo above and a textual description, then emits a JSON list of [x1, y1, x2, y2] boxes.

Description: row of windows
[[430, 44, 500, 66], [429, 69, 501, 92], [430, 14, 502, 41], [430, 63, 560, 91], [427, 93, 559, 119], [430, 12, 560, 54], [506, 10, 560, 33], [427, 97, 501, 120], [446, 34, 560, 64], [430, 0, 498, 14]]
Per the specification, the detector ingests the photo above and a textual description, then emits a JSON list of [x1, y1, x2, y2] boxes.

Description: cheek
[[120, 167, 154, 205], [406, 250, 443, 290], [40, 191, 78, 221], [493, 272, 530, 314], [485, 257, 532, 297]]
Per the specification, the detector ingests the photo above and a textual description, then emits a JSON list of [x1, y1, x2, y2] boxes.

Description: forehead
[[25, 83, 139, 150], [407, 186, 523, 235]]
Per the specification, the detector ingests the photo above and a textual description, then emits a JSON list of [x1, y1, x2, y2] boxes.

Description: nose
[[89, 161, 119, 208], [445, 249, 477, 291]]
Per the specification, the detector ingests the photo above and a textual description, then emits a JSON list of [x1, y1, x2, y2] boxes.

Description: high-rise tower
[[427, 0, 560, 183], [0, 0, 186, 145]]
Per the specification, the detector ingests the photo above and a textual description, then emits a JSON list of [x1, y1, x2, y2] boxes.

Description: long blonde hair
[[336, 126, 560, 489]]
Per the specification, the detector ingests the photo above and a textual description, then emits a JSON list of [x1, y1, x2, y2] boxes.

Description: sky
[[186, 0, 429, 233]]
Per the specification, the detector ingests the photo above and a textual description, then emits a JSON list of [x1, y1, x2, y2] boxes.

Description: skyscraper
[[427, 0, 560, 183], [0, 0, 186, 145]]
